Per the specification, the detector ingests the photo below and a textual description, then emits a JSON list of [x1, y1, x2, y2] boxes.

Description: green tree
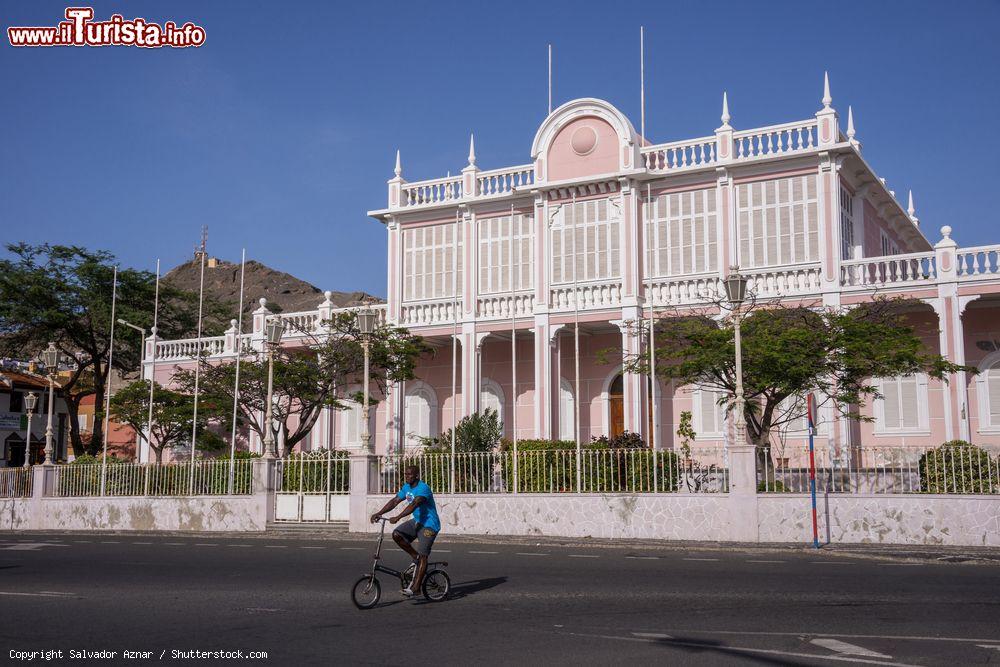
[[175, 310, 427, 457], [0, 244, 209, 456], [109, 380, 226, 463], [424, 409, 504, 453], [626, 297, 971, 472]]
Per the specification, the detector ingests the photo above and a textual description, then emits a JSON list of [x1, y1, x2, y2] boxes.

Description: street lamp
[[41, 342, 59, 466], [23, 392, 38, 468], [262, 317, 285, 460], [117, 319, 147, 369], [356, 305, 378, 454], [723, 268, 749, 441]]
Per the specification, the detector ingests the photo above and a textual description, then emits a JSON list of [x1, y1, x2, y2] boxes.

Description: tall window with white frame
[[402, 223, 463, 301], [644, 188, 718, 278], [839, 185, 855, 260], [875, 374, 928, 433], [478, 213, 534, 294], [551, 198, 620, 285], [737, 175, 819, 268]]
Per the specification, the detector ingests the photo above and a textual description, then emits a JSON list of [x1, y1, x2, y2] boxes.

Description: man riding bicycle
[[370, 465, 440, 597]]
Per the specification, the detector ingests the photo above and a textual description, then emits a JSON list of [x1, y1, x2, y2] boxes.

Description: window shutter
[[559, 381, 575, 440], [700, 390, 719, 434], [988, 367, 1000, 427], [881, 380, 901, 430], [900, 376, 919, 429]]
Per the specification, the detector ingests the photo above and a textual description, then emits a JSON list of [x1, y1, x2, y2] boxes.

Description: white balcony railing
[[549, 280, 623, 312], [642, 136, 718, 172], [476, 165, 534, 197], [733, 119, 818, 160], [957, 245, 1000, 280], [476, 292, 535, 320], [401, 175, 464, 208], [840, 252, 937, 290], [399, 298, 462, 327], [154, 336, 227, 361], [278, 310, 320, 334]]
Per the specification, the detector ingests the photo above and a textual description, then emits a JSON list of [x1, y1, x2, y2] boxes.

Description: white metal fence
[[48, 459, 256, 497], [275, 452, 350, 494], [757, 444, 1000, 494], [378, 448, 729, 495], [0, 468, 32, 498]]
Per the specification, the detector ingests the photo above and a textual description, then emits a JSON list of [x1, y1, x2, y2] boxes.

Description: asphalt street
[[1, 532, 999, 666]]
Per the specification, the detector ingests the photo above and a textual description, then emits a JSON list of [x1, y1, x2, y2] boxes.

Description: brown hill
[[164, 256, 382, 323]]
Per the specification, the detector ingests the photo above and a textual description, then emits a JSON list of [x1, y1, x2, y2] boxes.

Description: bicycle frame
[[368, 518, 448, 583]]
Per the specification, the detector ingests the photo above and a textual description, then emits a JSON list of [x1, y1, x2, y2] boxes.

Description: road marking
[[339, 547, 364, 551], [164, 543, 185, 546], [560, 631, 918, 666], [568, 554, 599, 558], [100, 541, 120, 544], [515, 552, 547, 556], [195, 544, 219, 547], [747, 560, 785, 563], [228, 544, 253, 548], [977, 645, 1000, 651], [641, 628, 1000, 644], [133, 542, 153, 545], [469, 550, 498, 554], [73, 540, 92, 543], [264, 545, 286, 549], [632, 632, 673, 639], [433, 550, 451, 553], [811, 561, 854, 565], [0, 591, 76, 598], [0, 543, 69, 551], [301, 546, 325, 549], [626, 555, 659, 560], [683, 557, 719, 561], [811, 638, 892, 659]]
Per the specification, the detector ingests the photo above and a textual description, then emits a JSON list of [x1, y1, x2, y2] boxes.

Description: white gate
[[273, 453, 350, 522]]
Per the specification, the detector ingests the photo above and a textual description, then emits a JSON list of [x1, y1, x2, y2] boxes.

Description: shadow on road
[[439, 576, 507, 600]]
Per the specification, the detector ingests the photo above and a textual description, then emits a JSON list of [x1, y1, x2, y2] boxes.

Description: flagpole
[[645, 184, 658, 490], [99, 265, 118, 496], [451, 211, 459, 495], [228, 249, 247, 494], [572, 195, 581, 494], [548, 44, 553, 115], [640, 26, 646, 141], [510, 205, 519, 493], [188, 243, 207, 494], [145, 259, 160, 467]]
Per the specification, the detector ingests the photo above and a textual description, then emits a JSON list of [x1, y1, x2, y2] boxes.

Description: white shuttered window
[[694, 388, 726, 437], [551, 198, 620, 284], [737, 175, 819, 268], [840, 185, 854, 260], [876, 375, 927, 432], [404, 386, 436, 450], [644, 188, 718, 277], [559, 379, 575, 441], [402, 223, 463, 301], [478, 214, 534, 294]]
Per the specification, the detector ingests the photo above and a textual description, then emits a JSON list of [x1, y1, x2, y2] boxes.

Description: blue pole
[[807, 395, 819, 548]]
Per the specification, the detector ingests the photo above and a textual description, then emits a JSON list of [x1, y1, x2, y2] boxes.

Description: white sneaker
[[401, 586, 414, 597]]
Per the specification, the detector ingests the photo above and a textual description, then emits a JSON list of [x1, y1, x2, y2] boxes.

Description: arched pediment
[[530, 98, 639, 182]]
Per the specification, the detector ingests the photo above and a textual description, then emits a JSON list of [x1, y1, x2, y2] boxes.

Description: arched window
[[404, 383, 437, 449], [976, 355, 1000, 431], [874, 374, 928, 433], [340, 389, 367, 449], [480, 378, 504, 420], [559, 378, 575, 441]]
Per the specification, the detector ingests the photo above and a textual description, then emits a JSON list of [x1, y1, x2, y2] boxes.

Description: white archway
[[404, 380, 439, 450]]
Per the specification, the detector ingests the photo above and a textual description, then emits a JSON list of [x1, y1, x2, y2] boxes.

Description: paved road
[[2, 532, 999, 666]]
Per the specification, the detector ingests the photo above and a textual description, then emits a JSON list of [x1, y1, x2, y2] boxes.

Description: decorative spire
[[847, 105, 856, 142], [908, 190, 919, 226], [822, 71, 832, 109], [393, 149, 402, 177], [468, 133, 476, 167], [720, 91, 731, 127]]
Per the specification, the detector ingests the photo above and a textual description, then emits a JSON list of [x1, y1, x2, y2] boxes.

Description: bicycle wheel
[[421, 569, 450, 602], [351, 575, 381, 610]]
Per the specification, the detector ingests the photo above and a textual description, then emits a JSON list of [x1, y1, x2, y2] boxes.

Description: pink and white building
[[143, 75, 1000, 462]]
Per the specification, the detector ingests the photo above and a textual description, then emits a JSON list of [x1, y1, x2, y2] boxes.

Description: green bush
[[280, 449, 350, 492], [424, 409, 504, 454], [919, 440, 999, 494]]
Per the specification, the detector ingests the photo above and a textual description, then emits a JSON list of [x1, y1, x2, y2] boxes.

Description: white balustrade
[[476, 292, 535, 319], [733, 120, 818, 160], [400, 299, 462, 327], [746, 264, 823, 298], [279, 310, 320, 333], [155, 336, 227, 361], [400, 176, 463, 208], [476, 165, 534, 197], [549, 281, 622, 311], [957, 245, 1000, 279], [642, 136, 717, 171], [840, 252, 937, 289], [648, 274, 721, 306]]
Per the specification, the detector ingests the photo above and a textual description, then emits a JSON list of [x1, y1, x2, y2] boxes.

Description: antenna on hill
[[195, 225, 209, 261]]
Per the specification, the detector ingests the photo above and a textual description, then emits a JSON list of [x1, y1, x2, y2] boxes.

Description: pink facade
[[146, 78, 1000, 463]]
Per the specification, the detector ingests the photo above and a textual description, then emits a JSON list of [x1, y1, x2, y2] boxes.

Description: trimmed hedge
[[919, 440, 999, 494]]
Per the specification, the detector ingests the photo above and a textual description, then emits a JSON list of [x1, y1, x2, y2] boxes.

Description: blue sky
[[2, 0, 998, 296]]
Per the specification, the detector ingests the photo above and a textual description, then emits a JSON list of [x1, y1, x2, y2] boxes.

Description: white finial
[[908, 190, 919, 226], [847, 105, 856, 141], [822, 71, 832, 109], [721, 91, 731, 127], [394, 149, 401, 177], [468, 133, 476, 166], [230, 319, 238, 328], [150, 326, 158, 336], [324, 290, 332, 301], [941, 225, 952, 240], [259, 297, 267, 308]]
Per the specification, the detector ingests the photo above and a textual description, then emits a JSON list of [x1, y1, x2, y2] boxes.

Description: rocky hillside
[[164, 256, 382, 322]]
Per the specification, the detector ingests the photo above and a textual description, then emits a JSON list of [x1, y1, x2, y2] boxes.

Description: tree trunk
[[153, 446, 163, 464], [65, 395, 87, 458], [88, 373, 106, 456]]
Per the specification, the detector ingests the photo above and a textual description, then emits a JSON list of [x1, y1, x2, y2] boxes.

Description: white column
[[613, 313, 645, 438]]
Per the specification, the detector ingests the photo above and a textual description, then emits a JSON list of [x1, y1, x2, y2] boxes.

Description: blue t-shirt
[[396, 480, 441, 532]]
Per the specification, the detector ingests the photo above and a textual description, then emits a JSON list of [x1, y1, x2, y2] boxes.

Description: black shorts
[[393, 519, 438, 556]]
